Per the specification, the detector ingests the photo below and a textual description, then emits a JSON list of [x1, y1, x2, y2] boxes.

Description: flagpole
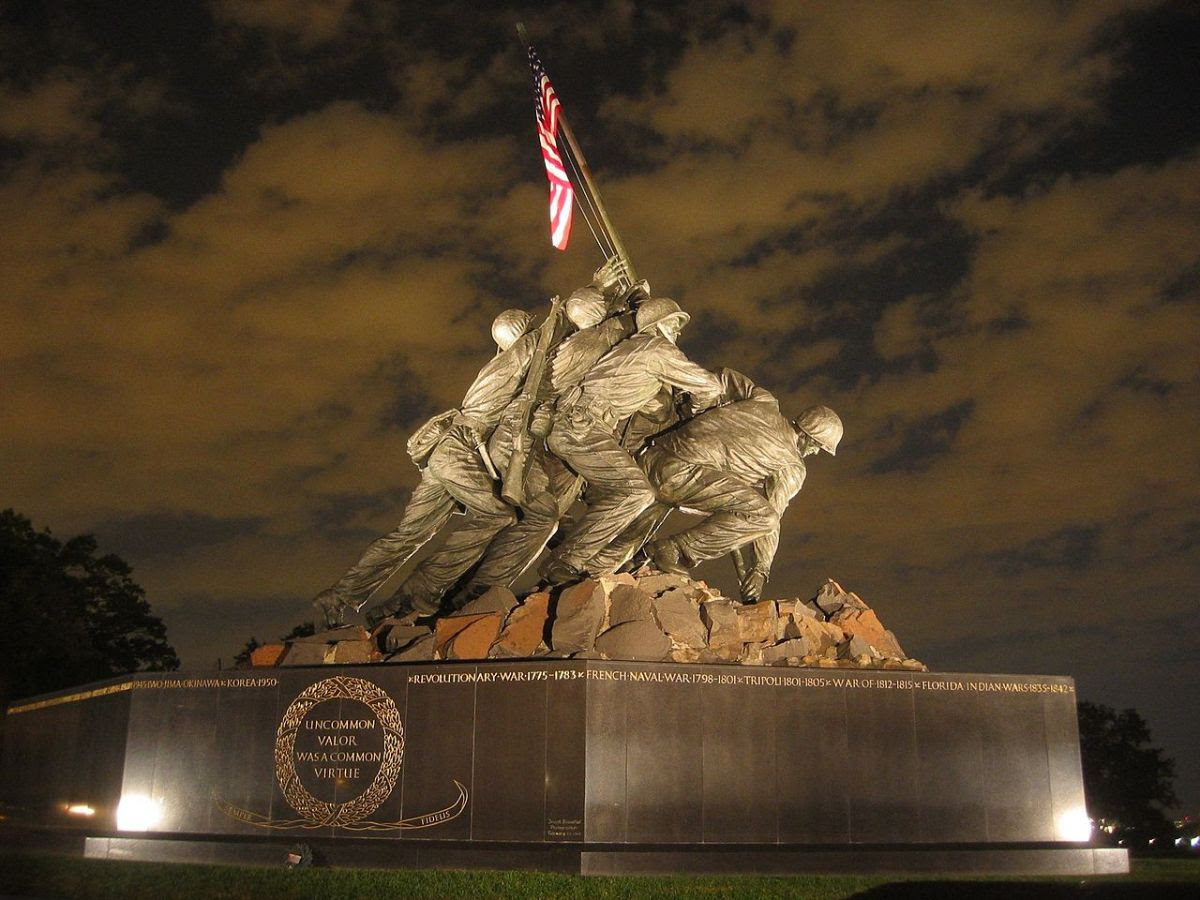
[[555, 116, 637, 283], [517, 23, 638, 284]]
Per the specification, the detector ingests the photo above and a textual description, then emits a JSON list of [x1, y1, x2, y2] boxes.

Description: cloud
[[869, 400, 976, 475], [209, 0, 358, 50], [94, 510, 266, 558], [741, 152, 1200, 709], [0, 74, 100, 144], [987, 525, 1103, 576], [4, 0, 1192, 615], [0, 95, 530, 540]]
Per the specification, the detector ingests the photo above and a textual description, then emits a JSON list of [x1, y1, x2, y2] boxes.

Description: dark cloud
[[870, 400, 976, 475], [1159, 257, 1200, 303], [364, 355, 436, 432], [309, 487, 413, 542], [994, 0, 1200, 190], [682, 306, 746, 365], [1116, 366, 1177, 398], [987, 526, 1103, 576], [94, 511, 265, 559], [163, 588, 310, 670], [1166, 520, 1200, 555]]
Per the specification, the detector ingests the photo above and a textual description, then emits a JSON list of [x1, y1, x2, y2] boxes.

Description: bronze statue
[[537, 296, 723, 585], [367, 259, 634, 619], [307, 36, 849, 628], [446, 281, 631, 606], [313, 277, 844, 626], [312, 310, 541, 628], [593, 369, 841, 602]]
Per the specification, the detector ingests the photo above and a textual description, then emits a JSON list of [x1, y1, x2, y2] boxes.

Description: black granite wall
[[1, 663, 1086, 847]]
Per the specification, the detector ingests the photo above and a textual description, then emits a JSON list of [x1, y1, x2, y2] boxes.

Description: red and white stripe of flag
[[532, 65, 574, 249]]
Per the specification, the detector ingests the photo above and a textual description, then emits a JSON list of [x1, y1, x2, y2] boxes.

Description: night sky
[[2, 2, 1198, 812]]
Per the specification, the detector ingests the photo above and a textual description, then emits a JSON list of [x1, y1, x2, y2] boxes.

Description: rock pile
[[250, 573, 926, 671]]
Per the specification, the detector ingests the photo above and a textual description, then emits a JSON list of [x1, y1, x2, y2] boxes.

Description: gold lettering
[[325, 752, 381, 763], [311, 766, 361, 780], [316, 734, 358, 747]]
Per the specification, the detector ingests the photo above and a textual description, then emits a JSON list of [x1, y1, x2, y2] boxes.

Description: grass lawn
[[1, 852, 1196, 899]]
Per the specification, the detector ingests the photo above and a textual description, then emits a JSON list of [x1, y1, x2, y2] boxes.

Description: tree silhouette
[[233, 636, 262, 668], [233, 621, 316, 667], [1078, 700, 1177, 835], [1, 509, 179, 704]]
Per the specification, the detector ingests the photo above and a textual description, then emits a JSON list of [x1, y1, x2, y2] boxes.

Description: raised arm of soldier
[[638, 300, 723, 413], [549, 291, 633, 392], [713, 366, 778, 407], [591, 253, 634, 300]]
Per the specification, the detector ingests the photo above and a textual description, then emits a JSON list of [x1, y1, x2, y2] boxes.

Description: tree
[[232, 636, 262, 668], [1078, 700, 1178, 836], [0, 509, 179, 704], [232, 621, 316, 668]]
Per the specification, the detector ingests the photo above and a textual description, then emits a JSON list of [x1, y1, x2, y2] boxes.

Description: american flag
[[527, 45, 574, 250]]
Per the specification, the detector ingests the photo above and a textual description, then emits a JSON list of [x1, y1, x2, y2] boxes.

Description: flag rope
[[561, 137, 614, 260]]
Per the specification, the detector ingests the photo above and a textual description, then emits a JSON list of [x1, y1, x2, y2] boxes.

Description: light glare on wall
[[116, 794, 162, 831], [1055, 808, 1093, 842], [66, 804, 95, 817]]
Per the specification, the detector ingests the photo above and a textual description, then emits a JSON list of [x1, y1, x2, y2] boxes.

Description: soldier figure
[[312, 309, 537, 627], [367, 258, 636, 617], [451, 281, 632, 602], [538, 296, 723, 584], [312, 260, 843, 626], [595, 369, 842, 602]]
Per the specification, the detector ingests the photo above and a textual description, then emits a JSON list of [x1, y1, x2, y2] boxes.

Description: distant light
[[66, 804, 95, 817], [1055, 808, 1093, 842], [116, 794, 162, 831], [1191, 836, 1199, 849]]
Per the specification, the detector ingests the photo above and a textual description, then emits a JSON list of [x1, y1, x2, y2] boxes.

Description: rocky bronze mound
[[250, 573, 926, 671]]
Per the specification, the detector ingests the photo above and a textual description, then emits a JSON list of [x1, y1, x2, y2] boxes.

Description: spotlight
[[1055, 808, 1093, 842], [116, 794, 163, 831]]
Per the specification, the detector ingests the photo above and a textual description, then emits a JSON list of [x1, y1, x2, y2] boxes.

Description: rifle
[[501, 295, 566, 507]]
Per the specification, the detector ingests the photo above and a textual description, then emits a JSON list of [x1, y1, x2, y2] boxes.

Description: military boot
[[365, 584, 439, 629], [312, 588, 356, 629], [647, 537, 690, 576], [539, 557, 584, 587]]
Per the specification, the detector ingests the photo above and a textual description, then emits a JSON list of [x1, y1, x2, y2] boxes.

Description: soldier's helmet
[[635, 297, 690, 336], [491, 309, 534, 351], [565, 285, 607, 329], [793, 406, 843, 455]]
